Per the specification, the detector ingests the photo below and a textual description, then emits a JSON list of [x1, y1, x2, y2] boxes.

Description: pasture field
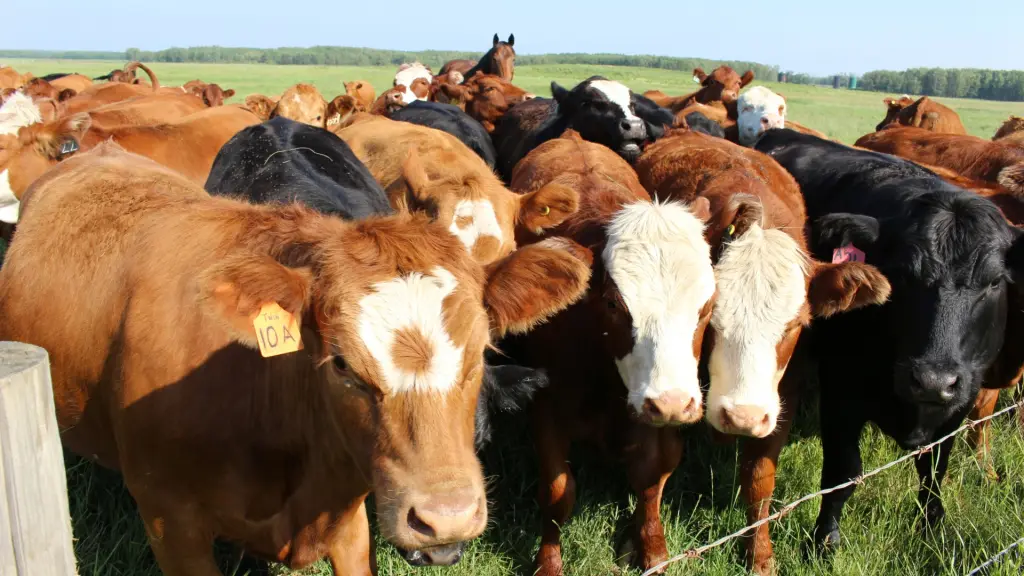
[[6, 58, 1023, 144], [4, 58, 1024, 576]]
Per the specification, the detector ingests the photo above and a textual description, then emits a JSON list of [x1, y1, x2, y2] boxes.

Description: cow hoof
[[812, 523, 840, 555], [919, 499, 945, 531], [614, 537, 636, 570], [534, 548, 564, 576], [615, 536, 668, 573], [750, 554, 777, 576]]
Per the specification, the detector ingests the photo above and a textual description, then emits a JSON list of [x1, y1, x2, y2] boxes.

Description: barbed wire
[[641, 399, 1024, 576], [965, 536, 1024, 576]]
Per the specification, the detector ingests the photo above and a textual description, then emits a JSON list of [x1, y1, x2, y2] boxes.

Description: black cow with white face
[[491, 76, 674, 181], [755, 128, 1024, 553]]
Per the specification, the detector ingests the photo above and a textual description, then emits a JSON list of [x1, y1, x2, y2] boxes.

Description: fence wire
[[965, 536, 1024, 576], [641, 399, 1024, 576]]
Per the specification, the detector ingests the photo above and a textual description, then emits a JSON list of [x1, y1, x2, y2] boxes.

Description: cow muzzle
[[400, 543, 465, 567], [637, 390, 703, 427]]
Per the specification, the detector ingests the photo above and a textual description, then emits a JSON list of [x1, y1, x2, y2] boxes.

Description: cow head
[[551, 76, 661, 163], [737, 86, 787, 146], [489, 33, 516, 82], [344, 80, 376, 111], [876, 95, 915, 131], [325, 95, 361, 130], [440, 73, 534, 133], [183, 80, 235, 107], [371, 87, 407, 115], [394, 63, 433, 104], [995, 115, 1024, 141], [704, 195, 891, 437], [272, 83, 327, 127], [814, 195, 1024, 447], [20, 78, 76, 102], [201, 210, 591, 565], [0, 112, 90, 223], [244, 94, 278, 121], [692, 66, 754, 105], [401, 150, 578, 263]]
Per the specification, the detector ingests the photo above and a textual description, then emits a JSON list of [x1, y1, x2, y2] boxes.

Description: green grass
[[5, 59, 1021, 144], [5, 58, 1024, 575]]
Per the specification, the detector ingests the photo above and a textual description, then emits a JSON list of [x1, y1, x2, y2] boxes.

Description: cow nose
[[407, 490, 482, 542], [761, 117, 771, 127], [641, 391, 702, 426], [719, 405, 774, 438], [910, 367, 959, 403], [402, 543, 465, 567]]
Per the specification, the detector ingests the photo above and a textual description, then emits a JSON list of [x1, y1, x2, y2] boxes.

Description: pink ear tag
[[832, 244, 865, 264]]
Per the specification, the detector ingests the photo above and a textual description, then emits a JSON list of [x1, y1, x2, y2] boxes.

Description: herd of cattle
[[2, 35, 1024, 576]]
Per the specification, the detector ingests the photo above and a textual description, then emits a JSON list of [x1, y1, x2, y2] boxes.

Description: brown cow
[[855, 126, 1024, 195], [244, 94, 279, 120], [636, 129, 890, 574], [0, 66, 32, 90], [371, 87, 407, 115], [272, 83, 328, 127], [439, 73, 534, 133], [643, 66, 754, 114], [339, 115, 577, 264], [994, 116, 1024, 145], [324, 95, 361, 132], [508, 130, 715, 575], [181, 80, 236, 107], [344, 80, 376, 111], [85, 93, 210, 129], [20, 77, 78, 102], [93, 61, 160, 87], [0, 141, 593, 576], [49, 73, 94, 94], [875, 95, 966, 134], [394, 63, 433, 103]]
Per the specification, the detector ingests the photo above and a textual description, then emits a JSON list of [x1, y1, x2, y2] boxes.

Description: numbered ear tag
[[60, 138, 79, 157], [832, 244, 865, 264], [253, 303, 303, 357]]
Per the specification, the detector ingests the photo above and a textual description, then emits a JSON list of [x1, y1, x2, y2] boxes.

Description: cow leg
[[328, 499, 376, 576], [621, 425, 682, 573], [741, 417, 795, 574], [813, 414, 865, 554], [966, 388, 1001, 481], [533, 406, 575, 576], [915, 432, 955, 530], [137, 501, 222, 576]]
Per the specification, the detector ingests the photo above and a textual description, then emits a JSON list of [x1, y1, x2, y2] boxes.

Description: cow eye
[[607, 300, 616, 309], [333, 355, 348, 371]]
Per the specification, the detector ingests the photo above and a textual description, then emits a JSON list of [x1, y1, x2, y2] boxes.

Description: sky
[[4, 0, 1023, 75]]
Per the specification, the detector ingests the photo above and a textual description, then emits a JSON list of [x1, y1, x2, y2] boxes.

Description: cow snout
[[620, 118, 646, 138], [718, 404, 775, 438], [722, 90, 739, 103], [405, 490, 485, 544], [910, 366, 959, 403], [401, 543, 465, 567], [641, 391, 702, 426]]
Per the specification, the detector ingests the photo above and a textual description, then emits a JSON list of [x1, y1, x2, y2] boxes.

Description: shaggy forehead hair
[[712, 225, 809, 343], [0, 92, 41, 135]]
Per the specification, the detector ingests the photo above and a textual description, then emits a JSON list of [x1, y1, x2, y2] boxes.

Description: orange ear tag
[[253, 303, 303, 357]]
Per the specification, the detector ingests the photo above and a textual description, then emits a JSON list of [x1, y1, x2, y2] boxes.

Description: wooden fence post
[[0, 342, 77, 576]]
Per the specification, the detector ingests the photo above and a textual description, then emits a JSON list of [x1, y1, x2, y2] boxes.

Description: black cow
[[492, 76, 674, 181], [683, 111, 726, 138], [390, 100, 498, 168], [754, 128, 1024, 552]]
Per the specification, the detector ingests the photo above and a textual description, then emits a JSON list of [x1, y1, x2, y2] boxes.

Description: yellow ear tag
[[253, 303, 303, 357], [540, 205, 551, 216], [726, 224, 736, 235]]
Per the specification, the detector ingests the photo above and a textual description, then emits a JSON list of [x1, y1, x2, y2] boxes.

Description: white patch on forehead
[[737, 86, 787, 147], [588, 79, 639, 122], [357, 266, 464, 394], [394, 64, 432, 104], [448, 199, 503, 253], [707, 225, 807, 428], [0, 92, 42, 135], [603, 200, 715, 413], [0, 170, 18, 223]]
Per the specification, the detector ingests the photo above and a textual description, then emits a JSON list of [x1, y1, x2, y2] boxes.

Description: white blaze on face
[[357, 266, 464, 394], [448, 198, 503, 253], [737, 86, 787, 146], [0, 170, 17, 224], [603, 201, 716, 413], [588, 79, 639, 122], [706, 225, 807, 433], [0, 92, 42, 136], [394, 63, 432, 104]]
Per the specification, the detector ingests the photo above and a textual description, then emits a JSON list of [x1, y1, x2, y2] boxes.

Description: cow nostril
[[644, 398, 664, 420], [761, 117, 770, 126], [407, 508, 436, 538], [620, 120, 633, 132]]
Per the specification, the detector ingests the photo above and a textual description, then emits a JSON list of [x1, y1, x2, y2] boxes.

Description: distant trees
[[859, 67, 1024, 101]]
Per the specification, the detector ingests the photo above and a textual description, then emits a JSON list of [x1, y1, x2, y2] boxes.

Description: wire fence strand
[[641, 399, 1024, 576], [965, 536, 1024, 576]]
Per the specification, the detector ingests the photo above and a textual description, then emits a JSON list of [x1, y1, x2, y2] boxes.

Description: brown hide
[[440, 73, 533, 133], [344, 80, 376, 111], [876, 96, 966, 134]]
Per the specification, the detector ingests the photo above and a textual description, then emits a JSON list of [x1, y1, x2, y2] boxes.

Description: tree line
[[857, 68, 1024, 102]]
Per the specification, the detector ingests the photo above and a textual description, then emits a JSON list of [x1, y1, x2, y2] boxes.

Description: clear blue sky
[[5, 0, 1022, 75]]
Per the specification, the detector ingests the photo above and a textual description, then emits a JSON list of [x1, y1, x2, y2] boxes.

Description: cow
[[244, 94, 279, 120], [19, 77, 78, 102], [324, 95, 361, 132], [344, 80, 375, 111], [505, 129, 714, 575], [681, 110, 726, 138], [855, 127, 1024, 196], [736, 86, 787, 146], [0, 106, 260, 217], [85, 93, 210, 129], [0, 66, 32, 90], [426, 70, 465, 103], [876, 95, 967, 134], [339, 115, 578, 264], [48, 73, 93, 94], [994, 116, 1024, 145], [754, 128, 1024, 555], [371, 87, 407, 115], [62, 82, 158, 115], [438, 73, 534, 133], [0, 141, 593, 575], [636, 128, 890, 574], [492, 76, 675, 181], [389, 101, 497, 168], [182, 80, 236, 107], [271, 83, 327, 127], [642, 65, 754, 114], [460, 34, 516, 83], [394, 63, 432, 104]]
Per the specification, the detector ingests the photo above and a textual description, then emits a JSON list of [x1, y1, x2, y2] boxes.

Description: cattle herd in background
[[1, 34, 1024, 576]]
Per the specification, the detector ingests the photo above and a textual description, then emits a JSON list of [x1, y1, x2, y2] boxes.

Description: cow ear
[[508, 34, 515, 46], [245, 95, 276, 121], [199, 252, 313, 347], [693, 67, 708, 84], [326, 95, 358, 128], [484, 237, 592, 337], [551, 81, 569, 104], [223, 89, 235, 99], [441, 83, 470, 103], [740, 70, 755, 88], [493, 33, 500, 46], [57, 89, 77, 102], [808, 261, 891, 318], [517, 182, 579, 235], [689, 196, 712, 222], [724, 193, 764, 238], [35, 113, 90, 160], [813, 213, 880, 251]]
